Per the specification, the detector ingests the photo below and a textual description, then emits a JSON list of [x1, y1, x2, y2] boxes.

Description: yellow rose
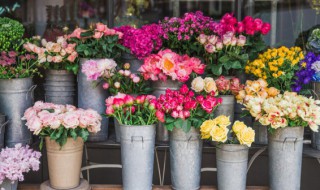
[[200, 120, 216, 139], [214, 115, 231, 128], [191, 77, 205, 92], [210, 125, 229, 143], [232, 121, 247, 134], [204, 77, 218, 93], [236, 127, 255, 147]]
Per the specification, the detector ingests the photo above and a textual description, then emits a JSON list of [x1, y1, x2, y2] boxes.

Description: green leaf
[[174, 118, 184, 128], [70, 129, 77, 140], [165, 122, 175, 131], [80, 30, 94, 37], [218, 55, 230, 63], [165, 116, 176, 124], [211, 64, 222, 76], [182, 120, 192, 133], [230, 61, 242, 69]]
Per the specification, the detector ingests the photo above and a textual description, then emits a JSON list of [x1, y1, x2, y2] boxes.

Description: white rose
[[191, 77, 205, 92]]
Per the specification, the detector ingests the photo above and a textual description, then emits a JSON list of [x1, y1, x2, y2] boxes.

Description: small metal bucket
[[152, 80, 182, 144], [252, 121, 268, 145], [121, 52, 143, 74], [170, 127, 202, 190], [78, 59, 109, 142], [216, 144, 249, 190], [0, 179, 18, 190], [44, 69, 76, 105], [0, 113, 8, 149], [0, 78, 35, 147], [268, 127, 304, 190], [120, 124, 156, 190]]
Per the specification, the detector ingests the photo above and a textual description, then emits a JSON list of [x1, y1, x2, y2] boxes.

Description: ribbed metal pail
[[0, 113, 8, 149], [78, 59, 109, 142], [0, 179, 18, 190], [216, 144, 249, 190], [268, 127, 304, 190], [44, 70, 76, 105], [170, 127, 202, 190], [252, 121, 268, 145], [120, 124, 156, 190], [214, 95, 235, 126], [152, 80, 181, 144], [0, 78, 35, 147]]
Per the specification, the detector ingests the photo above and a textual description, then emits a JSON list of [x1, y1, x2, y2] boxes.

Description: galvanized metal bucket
[[152, 80, 182, 144], [170, 127, 202, 190], [268, 127, 304, 190], [114, 119, 120, 143], [0, 113, 8, 149], [121, 52, 143, 74], [78, 59, 109, 142], [214, 95, 235, 126], [44, 69, 76, 105], [234, 103, 253, 127], [312, 82, 320, 150], [216, 144, 249, 190], [0, 179, 18, 190], [252, 121, 268, 145], [120, 124, 156, 190], [0, 78, 35, 148]]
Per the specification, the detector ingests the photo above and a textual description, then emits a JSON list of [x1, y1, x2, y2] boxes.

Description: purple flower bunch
[[116, 24, 163, 59], [292, 52, 318, 92], [0, 51, 17, 66], [160, 11, 216, 41], [0, 144, 41, 184]]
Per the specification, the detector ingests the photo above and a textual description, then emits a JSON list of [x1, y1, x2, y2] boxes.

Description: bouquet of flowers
[[0, 144, 41, 184], [307, 28, 320, 54], [190, 76, 243, 96], [22, 101, 102, 148], [105, 93, 159, 125], [245, 46, 305, 92], [155, 84, 222, 132], [81, 58, 117, 81], [200, 116, 255, 147], [115, 24, 163, 59], [102, 66, 152, 95], [160, 11, 216, 56], [236, 79, 280, 105], [243, 91, 320, 132], [24, 36, 79, 74], [68, 23, 128, 59], [0, 17, 25, 52], [139, 49, 205, 82]]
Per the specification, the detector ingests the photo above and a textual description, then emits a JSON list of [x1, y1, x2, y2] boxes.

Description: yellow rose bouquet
[[200, 115, 255, 147], [245, 46, 304, 92]]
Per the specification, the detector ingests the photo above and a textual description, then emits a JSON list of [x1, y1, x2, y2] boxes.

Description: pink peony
[[62, 112, 80, 129], [25, 116, 42, 135]]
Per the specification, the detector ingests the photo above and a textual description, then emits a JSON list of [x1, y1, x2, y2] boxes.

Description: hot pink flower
[[105, 106, 114, 115], [261, 23, 271, 35], [156, 110, 165, 122], [124, 95, 134, 105]]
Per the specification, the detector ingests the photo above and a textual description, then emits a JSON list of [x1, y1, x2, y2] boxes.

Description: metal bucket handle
[[131, 136, 144, 148], [282, 137, 298, 151], [26, 85, 37, 100], [0, 120, 9, 134]]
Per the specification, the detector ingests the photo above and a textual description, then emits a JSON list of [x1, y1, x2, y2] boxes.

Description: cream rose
[[191, 77, 205, 92], [236, 127, 255, 147], [204, 77, 217, 93], [210, 125, 229, 143]]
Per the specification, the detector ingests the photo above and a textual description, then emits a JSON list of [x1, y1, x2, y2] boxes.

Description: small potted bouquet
[[68, 23, 128, 141], [116, 24, 163, 73], [0, 144, 41, 190], [200, 116, 255, 190], [105, 94, 159, 190], [155, 84, 221, 190], [0, 17, 41, 147], [23, 101, 102, 189], [24, 36, 79, 105]]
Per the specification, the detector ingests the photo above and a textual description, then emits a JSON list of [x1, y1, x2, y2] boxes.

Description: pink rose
[[237, 22, 245, 33], [205, 43, 216, 53], [62, 112, 79, 129], [124, 95, 134, 105], [105, 106, 115, 115], [196, 95, 204, 103], [254, 18, 263, 31], [96, 23, 107, 32], [183, 111, 191, 118], [231, 37, 237, 46], [208, 35, 218, 45], [237, 35, 246, 47], [179, 84, 189, 95], [156, 110, 165, 122], [216, 41, 223, 50], [222, 32, 234, 46], [68, 28, 85, 39], [103, 83, 109, 89], [132, 76, 140, 83], [93, 31, 103, 39], [215, 76, 230, 94], [52, 55, 63, 63], [198, 34, 207, 44], [201, 100, 214, 113], [261, 23, 271, 35], [171, 111, 179, 118]]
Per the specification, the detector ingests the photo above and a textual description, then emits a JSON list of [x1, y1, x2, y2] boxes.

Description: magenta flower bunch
[[0, 144, 41, 184], [116, 24, 163, 59]]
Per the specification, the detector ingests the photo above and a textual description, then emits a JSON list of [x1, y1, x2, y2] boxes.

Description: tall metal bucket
[[0, 179, 18, 190], [121, 53, 143, 74], [44, 70, 76, 105], [0, 78, 35, 147], [152, 80, 181, 144], [78, 59, 109, 142], [234, 103, 253, 127], [170, 127, 202, 190], [268, 127, 304, 190], [252, 121, 268, 145], [214, 95, 235, 126], [312, 82, 320, 150], [0, 113, 8, 149], [120, 124, 156, 190], [216, 144, 249, 190], [114, 119, 120, 143]]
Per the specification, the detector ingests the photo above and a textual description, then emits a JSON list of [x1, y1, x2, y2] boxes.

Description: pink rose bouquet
[[139, 49, 206, 82], [22, 101, 102, 148], [68, 23, 129, 59], [0, 144, 41, 184], [102, 65, 152, 95], [215, 76, 244, 95], [81, 58, 117, 81], [105, 93, 159, 125], [24, 36, 79, 74], [156, 84, 222, 132]]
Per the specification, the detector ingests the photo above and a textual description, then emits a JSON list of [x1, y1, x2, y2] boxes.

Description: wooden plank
[[18, 184, 269, 190]]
